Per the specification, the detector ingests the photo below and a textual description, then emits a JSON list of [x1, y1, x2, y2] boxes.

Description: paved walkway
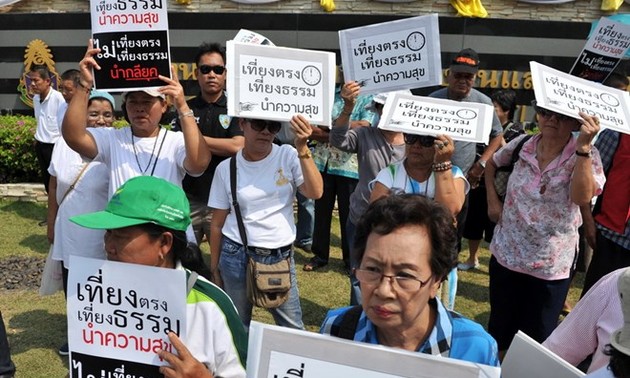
[[0, 183, 46, 202]]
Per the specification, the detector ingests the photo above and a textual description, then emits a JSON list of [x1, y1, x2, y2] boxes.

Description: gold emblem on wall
[[17, 39, 60, 108]]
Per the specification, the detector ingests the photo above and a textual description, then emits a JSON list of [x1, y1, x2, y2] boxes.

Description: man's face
[[446, 70, 475, 100], [195, 52, 226, 100], [28, 71, 51, 96], [59, 79, 77, 103]]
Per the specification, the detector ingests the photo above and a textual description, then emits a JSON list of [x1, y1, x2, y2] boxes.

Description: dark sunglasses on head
[[534, 106, 573, 122], [198, 65, 226, 75], [404, 134, 436, 147], [248, 119, 282, 134]]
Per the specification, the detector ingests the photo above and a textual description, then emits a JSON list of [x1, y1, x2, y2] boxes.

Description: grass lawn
[[0, 199, 585, 377]]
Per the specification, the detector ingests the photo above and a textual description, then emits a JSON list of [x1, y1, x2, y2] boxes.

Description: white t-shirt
[[208, 144, 304, 248], [88, 127, 189, 197], [585, 366, 614, 378], [88, 127, 198, 243], [370, 161, 470, 199], [48, 137, 109, 268], [34, 88, 66, 143]]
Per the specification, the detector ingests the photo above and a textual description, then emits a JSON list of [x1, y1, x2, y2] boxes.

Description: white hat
[[611, 268, 630, 356], [122, 88, 165, 101]]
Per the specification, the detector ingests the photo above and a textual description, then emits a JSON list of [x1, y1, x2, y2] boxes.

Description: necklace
[[407, 173, 430, 198], [131, 127, 161, 175]]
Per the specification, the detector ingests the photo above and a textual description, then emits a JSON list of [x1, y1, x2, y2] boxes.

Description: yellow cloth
[[321, 0, 336, 12], [601, 0, 623, 11], [450, 0, 488, 18]]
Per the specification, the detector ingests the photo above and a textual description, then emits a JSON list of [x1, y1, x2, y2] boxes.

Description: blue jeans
[[219, 237, 304, 330], [295, 192, 314, 247]]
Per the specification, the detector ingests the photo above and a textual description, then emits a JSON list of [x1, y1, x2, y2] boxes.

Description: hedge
[[0, 115, 40, 183], [0, 115, 132, 184]]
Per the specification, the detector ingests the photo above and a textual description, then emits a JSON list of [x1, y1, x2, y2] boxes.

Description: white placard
[[377, 92, 493, 144], [226, 41, 335, 127], [246, 321, 500, 378], [89, 0, 172, 92], [339, 14, 442, 95], [68, 256, 187, 377], [502, 331, 585, 378], [531, 61, 630, 135]]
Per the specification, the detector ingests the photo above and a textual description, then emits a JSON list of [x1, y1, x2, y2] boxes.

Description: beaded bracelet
[[78, 81, 92, 94], [432, 161, 453, 172]]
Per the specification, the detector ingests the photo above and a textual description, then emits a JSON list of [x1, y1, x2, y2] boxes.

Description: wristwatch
[[478, 159, 487, 169]]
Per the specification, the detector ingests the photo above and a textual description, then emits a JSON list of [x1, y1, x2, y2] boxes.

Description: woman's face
[[104, 226, 171, 268], [87, 99, 114, 128], [405, 139, 434, 167], [536, 109, 579, 138], [240, 119, 278, 155], [359, 225, 440, 334], [125, 92, 166, 135]]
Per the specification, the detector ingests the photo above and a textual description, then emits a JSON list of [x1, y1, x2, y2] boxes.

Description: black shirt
[[177, 94, 242, 203]]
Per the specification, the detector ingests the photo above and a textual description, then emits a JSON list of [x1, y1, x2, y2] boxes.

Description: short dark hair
[[353, 194, 458, 282], [61, 69, 81, 87], [29, 64, 51, 80], [137, 223, 212, 281], [491, 89, 517, 122], [194, 42, 226, 67]]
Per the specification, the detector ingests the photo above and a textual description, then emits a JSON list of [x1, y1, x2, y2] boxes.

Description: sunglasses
[[248, 119, 281, 134], [198, 65, 226, 75], [404, 134, 436, 147], [535, 106, 573, 122]]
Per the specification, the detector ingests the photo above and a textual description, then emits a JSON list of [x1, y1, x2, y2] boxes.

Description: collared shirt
[[543, 268, 624, 374], [594, 129, 630, 250], [312, 88, 376, 179], [490, 134, 606, 280], [320, 299, 499, 367], [33, 88, 66, 143]]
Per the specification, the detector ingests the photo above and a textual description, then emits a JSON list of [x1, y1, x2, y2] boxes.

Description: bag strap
[[58, 162, 90, 206], [509, 134, 533, 167], [230, 157, 248, 248], [333, 305, 363, 340]]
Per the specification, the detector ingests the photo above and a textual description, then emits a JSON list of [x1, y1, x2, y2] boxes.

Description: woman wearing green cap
[[71, 176, 247, 378]]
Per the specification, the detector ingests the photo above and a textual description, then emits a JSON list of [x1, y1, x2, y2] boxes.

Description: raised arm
[[62, 39, 99, 159], [570, 112, 600, 206], [292, 115, 323, 199], [432, 135, 466, 216], [159, 69, 212, 175], [329, 81, 361, 152]]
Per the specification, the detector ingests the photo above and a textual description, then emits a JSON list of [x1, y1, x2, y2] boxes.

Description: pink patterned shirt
[[490, 134, 606, 280]]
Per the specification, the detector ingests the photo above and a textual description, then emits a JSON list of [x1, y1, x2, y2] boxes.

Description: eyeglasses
[[248, 119, 281, 134], [88, 112, 114, 121], [354, 268, 432, 292], [198, 65, 225, 75], [404, 134, 435, 147], [535, 106, 573, 122]]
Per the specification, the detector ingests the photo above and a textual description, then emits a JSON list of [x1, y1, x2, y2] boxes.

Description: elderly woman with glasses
[[320, 194, 499, 366], [484, 103, 606, 359], [208, 115, 323, 330]]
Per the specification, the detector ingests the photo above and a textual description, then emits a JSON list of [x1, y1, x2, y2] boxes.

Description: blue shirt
[[320, 299, 499, 367]]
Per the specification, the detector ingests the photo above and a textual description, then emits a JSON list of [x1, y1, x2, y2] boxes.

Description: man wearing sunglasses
[[176, 42, 244, 246]]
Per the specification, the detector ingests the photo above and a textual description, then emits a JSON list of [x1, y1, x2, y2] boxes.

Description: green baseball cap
[[70, 176, 191, 232]]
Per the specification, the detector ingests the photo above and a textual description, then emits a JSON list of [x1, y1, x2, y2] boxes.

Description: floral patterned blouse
[[490, 134, 606, 280]]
